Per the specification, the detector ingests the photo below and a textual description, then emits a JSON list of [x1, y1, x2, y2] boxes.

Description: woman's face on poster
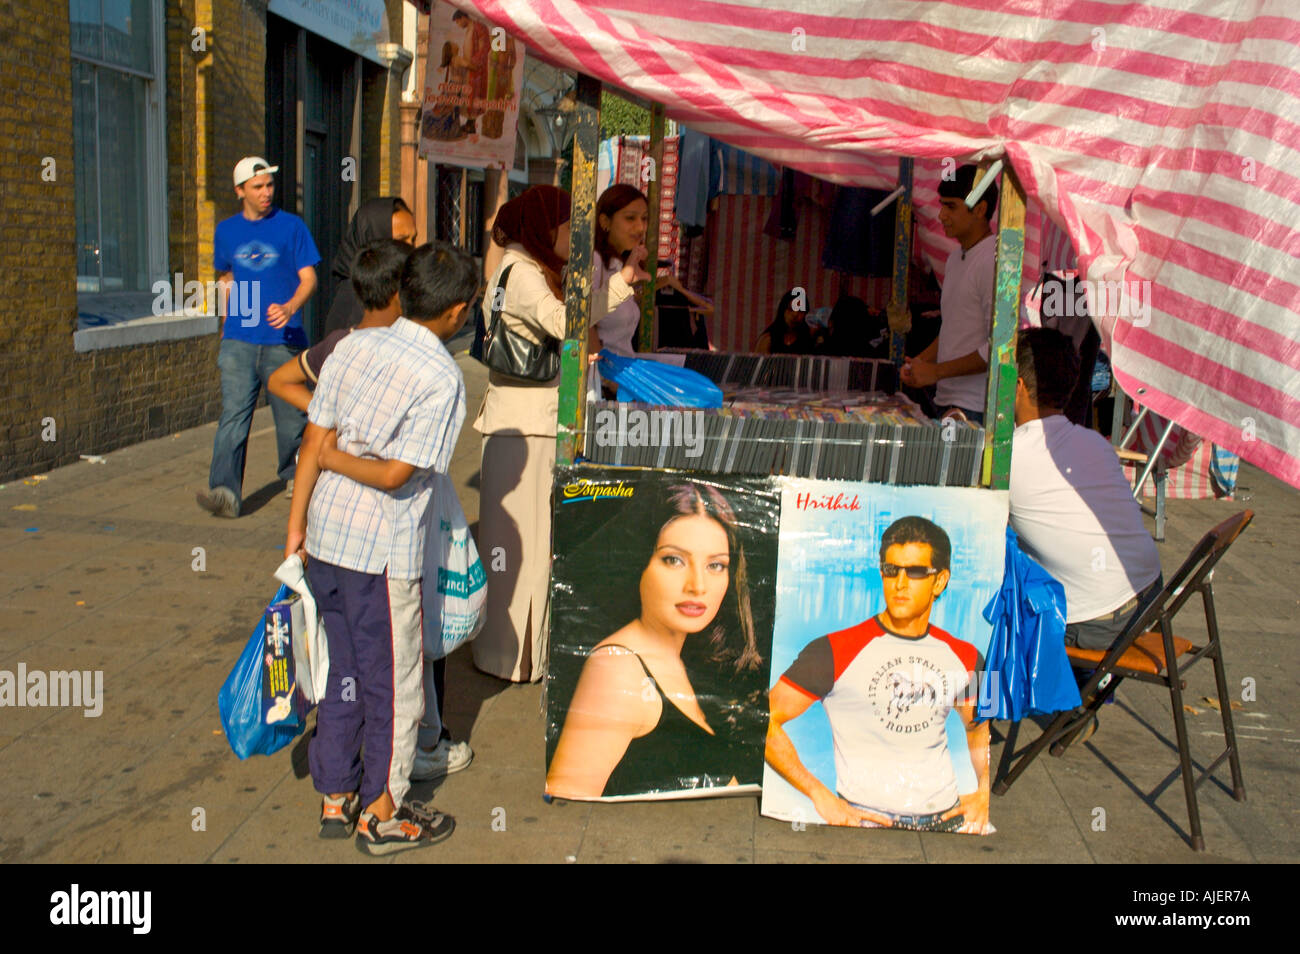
[[640, 514, 730, 634]]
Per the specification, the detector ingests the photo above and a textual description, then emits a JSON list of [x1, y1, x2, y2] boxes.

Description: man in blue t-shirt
[[197, 156, 321, 518]]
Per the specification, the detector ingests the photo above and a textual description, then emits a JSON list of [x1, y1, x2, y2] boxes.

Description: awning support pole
[[888, 158, 914, 366], [556, 73, 602, 467], [982, 163, 1026, 490]]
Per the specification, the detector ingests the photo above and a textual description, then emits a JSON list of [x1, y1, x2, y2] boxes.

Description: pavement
[[1, 347, 1297, 864]]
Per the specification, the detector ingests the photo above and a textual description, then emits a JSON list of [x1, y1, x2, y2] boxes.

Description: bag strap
[[488, 264, 515, 334]]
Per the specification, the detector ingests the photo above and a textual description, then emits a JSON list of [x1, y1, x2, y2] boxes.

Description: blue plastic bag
[[979, 526, 1081, 722], [218, 583, 307, 759], [597, 350, 723, 408]]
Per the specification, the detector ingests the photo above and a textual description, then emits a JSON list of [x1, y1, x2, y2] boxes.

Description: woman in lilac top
[[590, 184, 650, 356]]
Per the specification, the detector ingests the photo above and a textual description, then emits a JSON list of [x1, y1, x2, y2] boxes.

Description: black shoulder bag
[[482, 264, 562, 382]]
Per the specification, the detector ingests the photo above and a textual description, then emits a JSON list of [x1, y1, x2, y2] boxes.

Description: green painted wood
[[889, 158, 914, 365], [981, 166, 1026, 490], [557, 73, 602, 467], [638, 103, 665, 354]]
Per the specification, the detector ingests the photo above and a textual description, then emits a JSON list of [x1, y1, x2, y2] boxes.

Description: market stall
[[449, 0, 1300, 836]]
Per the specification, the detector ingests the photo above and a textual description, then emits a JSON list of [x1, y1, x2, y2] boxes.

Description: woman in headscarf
[[321, 197, 417, 337], [471, 185, 645, 682]]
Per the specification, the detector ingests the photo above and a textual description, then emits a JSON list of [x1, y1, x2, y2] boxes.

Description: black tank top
[[601, 647, 739, 797]]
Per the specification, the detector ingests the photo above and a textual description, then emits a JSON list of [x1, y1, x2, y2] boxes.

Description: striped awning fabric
[[457, 0, 1300, 486]]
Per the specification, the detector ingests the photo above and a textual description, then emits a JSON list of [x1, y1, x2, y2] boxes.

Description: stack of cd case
[[657, 349, 900, 393], [581, 398, 984, 487]]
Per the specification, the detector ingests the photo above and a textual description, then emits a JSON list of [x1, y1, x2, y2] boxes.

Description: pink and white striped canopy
[[456, 0, 1300, 486]]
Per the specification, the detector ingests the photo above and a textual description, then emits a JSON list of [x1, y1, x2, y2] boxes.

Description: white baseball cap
[[233, 156, 279, 187]]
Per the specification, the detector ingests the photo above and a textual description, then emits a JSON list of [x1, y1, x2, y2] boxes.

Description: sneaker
[[319, 793, 361, 839], [284, 478, 295, 500], [411, 738, 474, 782], [355, 805, 455, 856], [195, 486, 238, 518]]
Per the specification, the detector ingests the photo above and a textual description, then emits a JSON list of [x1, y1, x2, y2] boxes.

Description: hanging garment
[[980, 526, 1081, 722]]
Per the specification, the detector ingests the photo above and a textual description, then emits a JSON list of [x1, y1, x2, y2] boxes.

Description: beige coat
[[471, 245, 632, 681]]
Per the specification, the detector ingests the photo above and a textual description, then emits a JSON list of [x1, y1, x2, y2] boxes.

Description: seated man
[[1010, 329, 1163, 734]]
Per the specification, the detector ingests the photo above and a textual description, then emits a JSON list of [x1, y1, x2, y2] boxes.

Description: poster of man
[[546, 468, 780, 801], [761, 479, 1007, 834], [418, 1, 523, 168]]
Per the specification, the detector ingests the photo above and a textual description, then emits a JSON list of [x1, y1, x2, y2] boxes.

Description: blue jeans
[[209, 338, 306, 510]]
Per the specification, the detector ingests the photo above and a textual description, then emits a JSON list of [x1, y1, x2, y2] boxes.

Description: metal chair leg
[[1164, 625, 1205, 851], [1204, 586, 1246, 801]]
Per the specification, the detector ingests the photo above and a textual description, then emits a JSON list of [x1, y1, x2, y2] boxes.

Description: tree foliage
[[599, 91, 650, 140]]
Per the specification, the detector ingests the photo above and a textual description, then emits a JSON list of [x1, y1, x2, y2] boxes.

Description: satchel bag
[[483, 264, 562, 382]]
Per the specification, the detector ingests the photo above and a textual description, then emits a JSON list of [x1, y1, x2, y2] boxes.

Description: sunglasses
[[880, 563, 941, 580]]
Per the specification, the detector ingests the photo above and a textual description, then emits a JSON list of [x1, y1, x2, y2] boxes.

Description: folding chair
[[993, 510, 1253, 851]]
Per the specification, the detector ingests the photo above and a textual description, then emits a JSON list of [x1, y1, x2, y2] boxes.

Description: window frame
[[71, 0, 168, 301]]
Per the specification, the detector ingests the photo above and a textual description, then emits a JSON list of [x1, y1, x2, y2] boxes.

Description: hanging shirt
[[935, 232, 996, 414]]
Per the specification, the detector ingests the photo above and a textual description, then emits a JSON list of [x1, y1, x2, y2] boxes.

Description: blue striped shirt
[[305, 318, 466, 579]]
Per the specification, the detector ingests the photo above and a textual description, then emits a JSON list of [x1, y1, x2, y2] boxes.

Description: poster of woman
[[546, 468, 780, 801], [761, 479, 1008, 834], [418, 1, 524, 168]]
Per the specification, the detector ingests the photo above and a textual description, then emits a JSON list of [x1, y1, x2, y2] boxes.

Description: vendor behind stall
[[754, 287, 818, 354], [900, 165, 997, 425]]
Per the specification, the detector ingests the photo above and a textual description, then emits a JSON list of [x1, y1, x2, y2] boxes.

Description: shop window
[[71, 0, 166, 298]]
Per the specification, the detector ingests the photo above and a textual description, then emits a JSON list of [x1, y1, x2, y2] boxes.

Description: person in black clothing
[[818, 294, 889, 358], [546, 483, 765, 798], [754, 288, 817, 354], [321, 197, 417, 338]]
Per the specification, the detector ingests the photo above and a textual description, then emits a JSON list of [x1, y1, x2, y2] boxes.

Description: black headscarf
[[323, 197, 411, 336]]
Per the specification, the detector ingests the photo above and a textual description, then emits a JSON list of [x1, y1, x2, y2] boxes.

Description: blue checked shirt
[[305, 318, 466, 580]]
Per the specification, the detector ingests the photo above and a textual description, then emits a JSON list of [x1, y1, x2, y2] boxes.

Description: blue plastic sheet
[[979, 526, 1081, 722], [218, 583, 306, 759], [597, 350, 723, 408]]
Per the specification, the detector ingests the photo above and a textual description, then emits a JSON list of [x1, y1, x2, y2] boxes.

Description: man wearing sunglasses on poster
[[765, 516, 989, 832]]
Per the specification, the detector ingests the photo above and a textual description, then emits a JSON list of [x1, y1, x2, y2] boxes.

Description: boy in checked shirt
[[285, 241, 476, 855]]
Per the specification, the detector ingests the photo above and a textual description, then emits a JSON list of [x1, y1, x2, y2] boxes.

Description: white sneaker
[[284, 478, 295, 499], [411, 739, 473, 782]]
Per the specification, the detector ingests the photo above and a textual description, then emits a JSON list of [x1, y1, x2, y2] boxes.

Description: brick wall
[[0, 0, 268, 483]]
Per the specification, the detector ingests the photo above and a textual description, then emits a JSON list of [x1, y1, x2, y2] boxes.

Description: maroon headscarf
[[492, 185, 571, 298]]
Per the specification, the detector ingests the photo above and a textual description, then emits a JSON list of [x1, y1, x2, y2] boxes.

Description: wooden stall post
[[981, 164, 1027, 489], [889, 158, 914, 366], [637, 103, 666, 353], [556, 74, 603, 467]]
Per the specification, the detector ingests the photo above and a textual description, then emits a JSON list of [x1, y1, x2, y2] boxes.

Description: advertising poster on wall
[[418, 0, 524, 168], [761, 479, 1008, 834], [546, 467, 780, 801]]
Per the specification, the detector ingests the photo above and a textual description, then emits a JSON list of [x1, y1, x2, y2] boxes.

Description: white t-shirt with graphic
[[780, 616, 979, 814]]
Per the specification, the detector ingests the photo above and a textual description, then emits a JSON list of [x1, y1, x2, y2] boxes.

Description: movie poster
[[418, 1, 524, 169], [546, 467, 780, 801], [761, 479, 1008, 834]]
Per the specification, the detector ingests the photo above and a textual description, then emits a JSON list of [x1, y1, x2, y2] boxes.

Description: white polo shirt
[[1010, 414, 1162, 622], [936, 233, 997, 414]]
